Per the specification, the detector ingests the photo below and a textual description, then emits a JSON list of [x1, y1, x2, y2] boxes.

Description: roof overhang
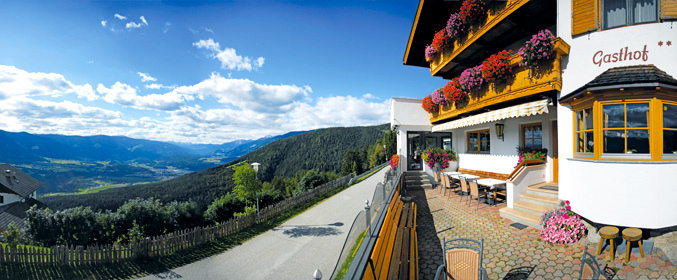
[[432, 99, 550, 132]]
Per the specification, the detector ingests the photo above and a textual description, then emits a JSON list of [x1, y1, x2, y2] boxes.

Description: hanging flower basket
[[422, 95, 438, 113], [459, 0, 486, 24], [425, 44, 438, 62], [518, 29, 556, 71], [445, 12, 466, 40], [432, 30, 449, 53], [459, 64, 484, 93], [431, 88, 447, 106], [443, 77, 467, 104], [482, 50, 514, 83]]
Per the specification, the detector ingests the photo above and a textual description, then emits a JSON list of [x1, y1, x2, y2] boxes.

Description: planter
[[447, 160, 459, 172]]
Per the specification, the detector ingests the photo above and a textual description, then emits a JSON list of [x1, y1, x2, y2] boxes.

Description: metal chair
[[580, 245, 617, 280], [434, 238, 487, 280]]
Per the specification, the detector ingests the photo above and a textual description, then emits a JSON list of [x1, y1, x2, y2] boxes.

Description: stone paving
[[412, 185, 677, 280]]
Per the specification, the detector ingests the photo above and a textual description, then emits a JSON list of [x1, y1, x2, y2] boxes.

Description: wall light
[[495, 123, 505, 141]]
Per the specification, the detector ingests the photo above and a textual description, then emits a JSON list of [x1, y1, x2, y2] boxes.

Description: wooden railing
[[507, 159, 545, 181], [0, 176, 351, 266]]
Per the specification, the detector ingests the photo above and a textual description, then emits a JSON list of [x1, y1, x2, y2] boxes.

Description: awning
[[432, 99, 549, 132]]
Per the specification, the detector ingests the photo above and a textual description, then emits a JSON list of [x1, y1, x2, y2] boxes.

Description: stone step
[[514, 200, 554, 217], [499, 207, 542, 230], [526, 183, 559, 199], [520, 193, 559, 209]]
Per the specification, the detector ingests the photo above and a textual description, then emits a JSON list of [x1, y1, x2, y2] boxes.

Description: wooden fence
[[0, 175, 351, 265]]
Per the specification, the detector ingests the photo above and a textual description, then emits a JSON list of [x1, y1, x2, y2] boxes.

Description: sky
[[0, 0, 441, 144]]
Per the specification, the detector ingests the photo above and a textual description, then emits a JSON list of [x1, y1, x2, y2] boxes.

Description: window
[[603, 0, 657, 29], [426, 137, 438, 149], [602, 102, 650, 155], [664, 103, 677, 155], [467, 130, 490, 153], [0, 195, 3, 204], [521, 123, 543, 150], [576, 108, 595, 154], [442, 135, 452, 150]]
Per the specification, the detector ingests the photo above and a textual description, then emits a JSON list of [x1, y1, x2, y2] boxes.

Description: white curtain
[[634, 0, 657, 24], [605, 0, 627, 29]]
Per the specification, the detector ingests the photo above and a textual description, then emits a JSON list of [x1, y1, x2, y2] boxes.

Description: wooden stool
[[622, 228, 644, 263], [597, 226, 619, 260]]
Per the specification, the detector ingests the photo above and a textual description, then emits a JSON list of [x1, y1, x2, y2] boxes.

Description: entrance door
[[552, 121, 559, 183], [407, 133, 423, 170]]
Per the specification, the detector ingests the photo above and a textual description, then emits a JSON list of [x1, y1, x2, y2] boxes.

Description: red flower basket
[[422, 95, 438, 113], [432, 29, 448, 52], [459, 0, 486, 24], [482, 50, 514, 83], [443, 77, 467, 104]]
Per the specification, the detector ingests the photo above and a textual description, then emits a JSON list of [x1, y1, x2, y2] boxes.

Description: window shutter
[[661, 0, 677, 20], [572, 0, 599, 36]]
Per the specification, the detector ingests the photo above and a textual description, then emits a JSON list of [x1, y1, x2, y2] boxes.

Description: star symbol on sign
[[668, 41, 673, 46], [658, 41, 664, 46]]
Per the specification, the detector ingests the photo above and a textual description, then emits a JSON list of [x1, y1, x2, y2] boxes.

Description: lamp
[[495, 123, 505, 141]]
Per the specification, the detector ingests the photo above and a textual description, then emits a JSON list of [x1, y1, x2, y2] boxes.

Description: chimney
[[4, 170, 9, 178]]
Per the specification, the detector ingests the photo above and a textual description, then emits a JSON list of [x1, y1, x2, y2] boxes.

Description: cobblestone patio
[[412, 185, 677, 280]]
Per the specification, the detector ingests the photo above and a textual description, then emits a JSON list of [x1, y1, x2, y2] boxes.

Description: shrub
[[482, 50, 514, 82], [204, 193, 246, 224], [459, 65, 484, 93], [518, 29, 556, 70]]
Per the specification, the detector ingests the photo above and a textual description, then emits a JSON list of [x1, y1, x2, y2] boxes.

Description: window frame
[[663, 101, 677, 159], [466, 129, 491, 154], [521, 122, 543, 151], [601, 0, 659, 30], [574, 107, 595, 158], [571, 93, 677, 161]]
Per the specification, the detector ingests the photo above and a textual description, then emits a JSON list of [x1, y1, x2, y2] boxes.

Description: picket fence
[[1, 175, 351, 265]]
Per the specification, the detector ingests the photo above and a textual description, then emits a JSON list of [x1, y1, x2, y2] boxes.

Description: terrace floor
[[412, 185, 677, 280]]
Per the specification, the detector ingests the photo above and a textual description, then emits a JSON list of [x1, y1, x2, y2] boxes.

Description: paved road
[[142, 168, 387, 280]]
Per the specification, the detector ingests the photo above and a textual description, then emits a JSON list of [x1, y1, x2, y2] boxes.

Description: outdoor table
[[476, 178, 507, 205], [444, 172, 461, 175]]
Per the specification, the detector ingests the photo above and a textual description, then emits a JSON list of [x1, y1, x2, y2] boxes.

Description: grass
[[76, 182, 117, 194], [3, 170, 382, 280], [333, 230, 367, 280]]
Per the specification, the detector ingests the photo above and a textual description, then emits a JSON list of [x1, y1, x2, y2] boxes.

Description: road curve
[[141, 167, 387, 280]]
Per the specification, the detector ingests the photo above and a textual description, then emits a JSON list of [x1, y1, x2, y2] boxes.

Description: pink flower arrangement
[[540, 201, 587, 244], [425, 44, 437, 62], [518, 29, 556, 70], [423, 148, 457, 169], [459, 65, 484, 93], [445, 12, 466, 39], [431, 88, 447, 106]]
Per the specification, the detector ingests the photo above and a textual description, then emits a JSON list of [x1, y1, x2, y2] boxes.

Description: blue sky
[[0, 0, 440, 144]]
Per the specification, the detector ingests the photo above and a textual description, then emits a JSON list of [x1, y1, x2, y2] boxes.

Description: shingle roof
[[0, 199, 46, 231], [560, 65, 677, 102], [0, 163, 44, 198]]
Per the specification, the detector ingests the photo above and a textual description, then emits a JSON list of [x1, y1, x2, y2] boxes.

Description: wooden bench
[[364, 189, 418, 280]]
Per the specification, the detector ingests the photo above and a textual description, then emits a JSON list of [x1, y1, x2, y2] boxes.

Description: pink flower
[[565, 200, 570, 205], [566, 206, 571, 210]]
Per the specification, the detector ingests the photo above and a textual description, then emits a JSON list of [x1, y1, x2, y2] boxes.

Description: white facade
[[391, 98, 432, 172], [557, 2, 677, 228], [0, 192, 24, 206]]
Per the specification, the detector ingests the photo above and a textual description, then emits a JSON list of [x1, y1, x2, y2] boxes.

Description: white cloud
[[0, 65, 98, 101], [87, 60, 94, 64], [97, 82, 190, 111], [172, 72, 309, 113], [126, 16, 148, 29], [192, 38, 265, 71], [163, 22, 172, 33], [137, 72, 157, 82], [114, 13, 126, 20], [145, 83, 175, 90], [101, 20, 107, 27]]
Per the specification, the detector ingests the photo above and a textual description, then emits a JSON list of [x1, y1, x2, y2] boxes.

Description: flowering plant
[[459, 0, 486, 24], [432, 30, 448, 52], [422, 95, 438, 113], [540, 200, 587, 244], [425, 44, 438, 62], [390, 154, 400, 170], [482, 50, 514, 82], [423, 148, 457, 169], [518, 29, 556, 70], [431, 88, 447, 106], [459, 65, 484, 93], [443, 78, 467, 104], [515, 147, 548, 168], [445, 12, 466, 39]]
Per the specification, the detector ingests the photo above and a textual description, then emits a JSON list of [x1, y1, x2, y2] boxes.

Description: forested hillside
[[41, 124, 390, 211]]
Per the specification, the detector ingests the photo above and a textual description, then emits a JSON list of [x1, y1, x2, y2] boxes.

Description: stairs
[[499, 182, 559, 229], [405, 171, 433, 189]]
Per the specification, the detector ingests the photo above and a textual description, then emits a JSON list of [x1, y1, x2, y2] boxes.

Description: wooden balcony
[[424, 0, 556, 78], [429, 38, 570, 123]]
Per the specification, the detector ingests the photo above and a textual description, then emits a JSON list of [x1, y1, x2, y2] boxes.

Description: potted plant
[[540, 200, 588, 244], [459, 64, 484, 93], [432, 29, 449, 53], [423, 148, 458, 170], [431, 88, 447, 106], [482, 50, 514, 83], [445, 12, 466, 40], [514, 147, 548, 168], [421, 95, 438, 114], [518, 29, 556, 71], [425, 44, 437, 62], [442, 77, 467, 105], [390, 154, 400, 170], [459, 0, 486, 25]]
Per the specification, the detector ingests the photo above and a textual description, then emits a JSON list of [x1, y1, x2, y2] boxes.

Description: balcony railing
[[430, 38, 570, 123]]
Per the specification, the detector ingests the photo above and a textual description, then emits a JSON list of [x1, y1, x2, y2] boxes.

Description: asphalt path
[[141, 167, 387, 280]]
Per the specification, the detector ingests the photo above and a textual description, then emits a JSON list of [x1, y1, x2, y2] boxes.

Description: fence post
[[364, 200, 371, 237]]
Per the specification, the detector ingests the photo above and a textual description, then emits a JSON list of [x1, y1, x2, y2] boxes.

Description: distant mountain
[[170, 139, 251, 155], [0, 130, 193, 163], [41, 124, 389, 211], [212, 130, 312, 164]]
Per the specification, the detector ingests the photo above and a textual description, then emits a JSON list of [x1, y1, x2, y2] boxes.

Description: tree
[[232, 164, 262, 203], [204, 193, 245, 223], [4, 222, 23, 248]]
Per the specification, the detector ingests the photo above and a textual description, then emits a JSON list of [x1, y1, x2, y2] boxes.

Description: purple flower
[[431, 88, 446, 105], [425, 44, 437, 61], [445, 12, 466, 38], [459, 65, 483, 92]]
